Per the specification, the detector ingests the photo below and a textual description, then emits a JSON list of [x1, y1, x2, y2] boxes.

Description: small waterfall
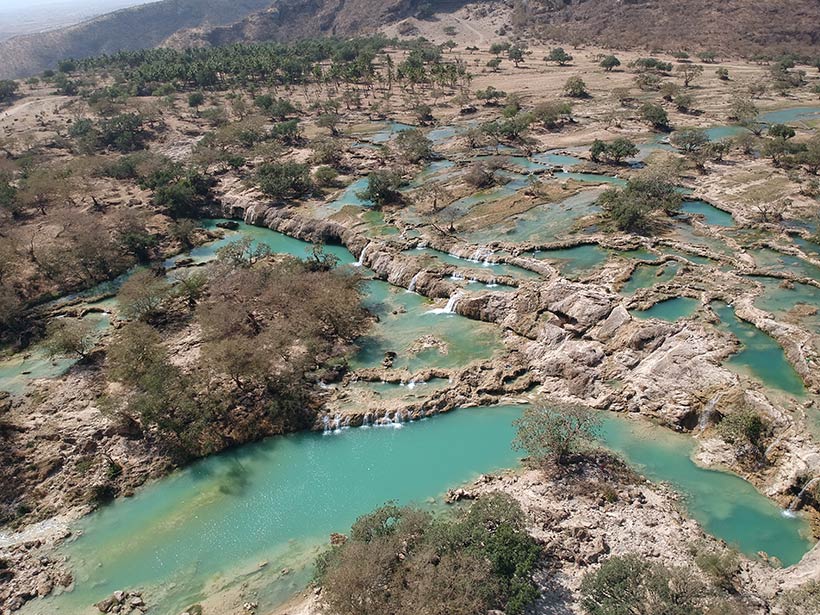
[[323, 413, 348, 434], [353, 243, 371, 267], [698, 393, 722, 431], [450, 273, 464, 281], [764, 429, 790, 459], [428, 293, 463, 315], [786, 477, 819, 513], [407, 272, 421, 293], [468, 247, 494, 264]]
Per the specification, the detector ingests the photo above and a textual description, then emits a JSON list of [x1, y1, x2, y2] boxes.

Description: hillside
[[0, 0, 817, 79], [165, 0, 456, 49], [172, 0, 820, 58], [520, 0, 820, 58], [0, 0, 272, 78]]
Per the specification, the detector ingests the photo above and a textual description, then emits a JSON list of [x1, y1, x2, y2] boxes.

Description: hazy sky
[[0, 0, 157, 39]]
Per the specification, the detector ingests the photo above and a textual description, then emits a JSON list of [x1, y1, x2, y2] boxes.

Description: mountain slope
[[0, 0, 272, 78], [164, 0, 433, 48], [171, 0, 820, 58], [1, 0, 817, 79], [520, 0, 820, 58]]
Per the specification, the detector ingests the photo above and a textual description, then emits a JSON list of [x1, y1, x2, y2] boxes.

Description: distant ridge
[[1, 0, 817, 79], [0, 0, 272, 78], [520, 0, 820, 58]]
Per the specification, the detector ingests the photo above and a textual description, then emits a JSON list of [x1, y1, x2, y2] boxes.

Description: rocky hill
[[519, 0, 820, 58], [0, 0, 817, 79], [0, 0, 272, 78], [155, 0, 820, 59]]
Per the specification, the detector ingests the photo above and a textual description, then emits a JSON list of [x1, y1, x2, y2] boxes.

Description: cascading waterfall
[[407, 272, 422, 293], [786, 477, 819, 514], [468, 247, 494, 264], [427, 292, 463, 315], [353, 243, 371, 267], [698, 393, 722, 431], [322, 413, 349, 434]]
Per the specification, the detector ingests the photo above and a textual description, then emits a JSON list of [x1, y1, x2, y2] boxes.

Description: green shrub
[[717, 408, 769, 449], [513, 401, 601, 466], [357, 171, 404, 207], [580, 554, 705, 615], [779, 580, 820, 615], [256, 162, 314, 200], [318, 494, 540, 615], [693, 545, 739, 591]]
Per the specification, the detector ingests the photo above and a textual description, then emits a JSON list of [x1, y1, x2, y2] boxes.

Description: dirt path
[[0, 95, 70, 123]]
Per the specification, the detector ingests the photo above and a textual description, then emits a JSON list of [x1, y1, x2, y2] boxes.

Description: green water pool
[[165, 220, 355, 267], [20, 405, 812, 615], [621, 261, 680, 296], [630, 297, 700, 321], [681, 200, 736, 227], [750, 248, 820, 282], [532, 244, 610, 279], [712, 301, 805, 397], [350, 280, 503, 372], [754, 277, 820, 335], [0, 311, 111, 395]]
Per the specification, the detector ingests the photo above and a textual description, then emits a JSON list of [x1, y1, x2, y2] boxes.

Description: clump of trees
[[357, 171, 405, 207], [671, 129, 729, 171], [105, 246, 369, 457], [546, 47, 573, 65], [476, 86, 507, 106], [394, 128, 433, 163], [0, 80, 19, 105], [106, 321, 207, 455], [256, 162, 314, 200], [44, 319, 98, 361], [631, 57, 673, 74], [317, 494, 541, 615], [532, 100, 572, 130], [640, 103, 670, 131], [676, 63, 704, 87], [598, 170, 682, 233], [69, 113, 148, 153], [590, 138, 638, 164]]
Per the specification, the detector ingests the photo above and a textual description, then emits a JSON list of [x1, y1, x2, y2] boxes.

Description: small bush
[[317, 494, 540, 615]]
